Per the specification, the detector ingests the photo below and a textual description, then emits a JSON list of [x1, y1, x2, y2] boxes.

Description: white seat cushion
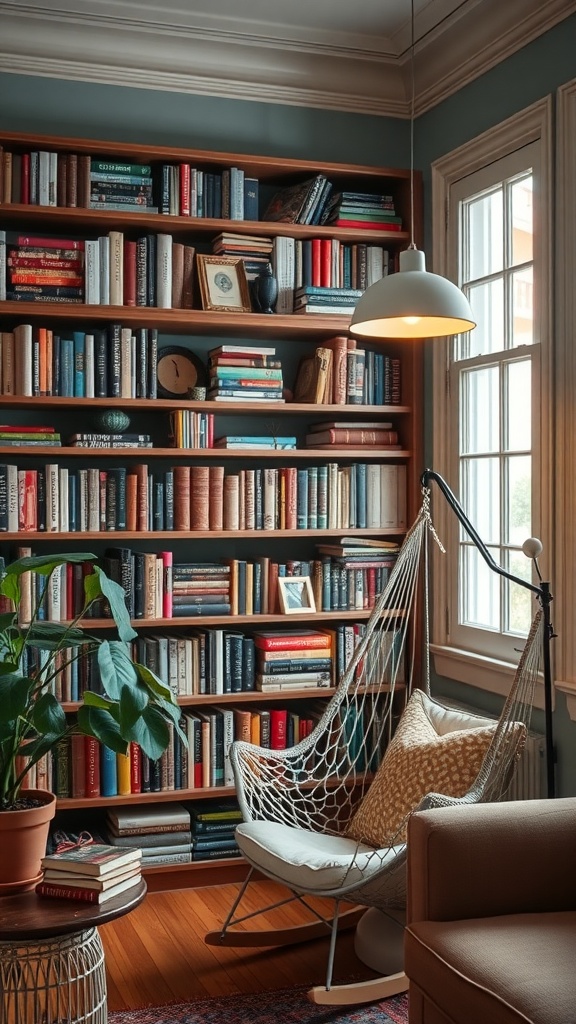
[[235, 820, 402, 893]]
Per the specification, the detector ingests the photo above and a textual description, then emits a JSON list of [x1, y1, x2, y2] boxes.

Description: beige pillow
[[346, 689, 497, 847]]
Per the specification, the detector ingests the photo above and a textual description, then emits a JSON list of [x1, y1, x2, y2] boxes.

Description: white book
[[327, 462, 339, 529], [59, 467, 69, 532], [45, 463, 59, 533], [396, 463, 407, 530], [38, 151, 50, 206], [220, 707, 235, 787], [156, 233, 173, 308], [156, 557, 163, 619], [84, 333, 95, 398], [263, 467, 276, 530], [108, 230, 124, 306], [78, 469, 88, 533], [380, 464, 398, 528], [366, 245, 384, 286], [84, 239, 101, 304], [98, 235, 110, 304], [120, 327, 132, 398], [13, 323, 33, 396], [47, 562, 62, 621], [156, 635, 169, 685], [272, 235, 295, 314], [366, 464, 382, 528], [87, 467, 100, 531], [168, 636, 179, 696]]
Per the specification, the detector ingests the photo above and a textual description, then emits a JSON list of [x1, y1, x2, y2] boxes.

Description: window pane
[[511, 176, 533, 266], [461, 366, 500, 454], [505, 552, 533, 636], [467, 188, 503, 280], [460, 545, 500, 629], [512, 266, 533, 346], [462, 456, 500, 544], [506, 455, 531, 545], [506, 361, 531, 450], [467, 278, 505, 356]]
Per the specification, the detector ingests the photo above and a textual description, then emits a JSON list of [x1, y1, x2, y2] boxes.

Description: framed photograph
[[278, 576, 316, 615], [196, 255, 252, 313]]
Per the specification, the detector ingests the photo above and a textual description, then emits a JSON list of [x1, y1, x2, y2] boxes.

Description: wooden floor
[[100, 879, 378, 1011]]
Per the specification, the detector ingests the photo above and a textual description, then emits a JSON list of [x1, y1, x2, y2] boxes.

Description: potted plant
[[0, 551, 184, 893]]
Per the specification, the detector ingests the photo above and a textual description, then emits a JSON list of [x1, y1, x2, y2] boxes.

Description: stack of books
[[253, 629, 333, 692], [188, 800, 243, 861], [212, 232, 273, 282], [6, 234, 85, 304], [214, 435, 296, 450], [0, 425, 61, 447], [207, 344, 284, 403], [89, 159, 157, 212], [106, 803, 193, 866], [68, 433, 152, 449], [305, 420, 400, 450], [294, 285, 362, 316], [36, 842, 142, 903], [172, 562, 231, 618], [322, 190, 402, 232]]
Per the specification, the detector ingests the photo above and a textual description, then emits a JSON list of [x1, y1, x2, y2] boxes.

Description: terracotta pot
[[0, 789, 56, 894]]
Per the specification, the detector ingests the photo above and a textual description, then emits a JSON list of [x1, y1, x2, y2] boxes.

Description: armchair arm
[[407, 797, 576, 924]]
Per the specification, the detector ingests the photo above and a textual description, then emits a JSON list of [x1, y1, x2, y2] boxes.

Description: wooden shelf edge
[[0, 447, 412, 460], [0, 397, 411, 414], [1, 527, 406, 540]]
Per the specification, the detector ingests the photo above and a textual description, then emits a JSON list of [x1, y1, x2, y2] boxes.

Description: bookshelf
[[0, 129, 423, 889]]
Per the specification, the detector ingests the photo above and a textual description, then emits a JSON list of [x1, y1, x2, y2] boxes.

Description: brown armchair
[[404, 797, 576, 1024]]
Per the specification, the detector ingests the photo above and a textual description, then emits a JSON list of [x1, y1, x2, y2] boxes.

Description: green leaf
[[124, 706, 171, 761], [4, 552, 97, 578], [80, 691, 115, 710], [118, 684, 148, 732], [77, 705, 127, 754], [0, 672, 35, 724], [26, 621, 96, 650], [30, 692, 67, 735], [133, 662, 174, 702], [92, 567, 137, 642], [97, 641, 137, 701], [0, 612, 17, 632]]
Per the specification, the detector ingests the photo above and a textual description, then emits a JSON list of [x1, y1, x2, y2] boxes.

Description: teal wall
[[416, 11, 576, 797]]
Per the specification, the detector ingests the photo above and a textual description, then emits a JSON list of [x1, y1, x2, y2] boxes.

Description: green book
[[91, 160, 151, 177]]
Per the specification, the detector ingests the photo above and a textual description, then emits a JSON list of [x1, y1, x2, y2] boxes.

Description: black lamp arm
[[420, 468, 556, 798]]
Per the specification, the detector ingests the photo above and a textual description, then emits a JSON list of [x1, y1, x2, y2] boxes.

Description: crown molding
[[0, 0, 575, 117]]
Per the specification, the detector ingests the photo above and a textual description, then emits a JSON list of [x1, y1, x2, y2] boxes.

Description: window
[[430, 100, 552, 692]]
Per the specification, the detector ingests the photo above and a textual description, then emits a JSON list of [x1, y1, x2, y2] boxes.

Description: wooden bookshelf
[[0, 128, 423, 890]]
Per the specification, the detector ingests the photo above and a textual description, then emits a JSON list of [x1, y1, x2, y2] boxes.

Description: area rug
[[108, 987, 408, 1024]]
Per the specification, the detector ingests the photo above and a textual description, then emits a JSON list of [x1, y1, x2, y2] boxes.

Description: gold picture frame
[[196, 255, 252, 313], [278, 576, 316, 615]]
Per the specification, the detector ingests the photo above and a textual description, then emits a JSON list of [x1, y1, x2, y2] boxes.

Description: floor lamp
[[421, 469, 556, 799]]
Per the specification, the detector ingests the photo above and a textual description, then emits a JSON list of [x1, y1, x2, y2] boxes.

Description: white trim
[[431, 645, 548, 711], [430, 97, 553, 695]]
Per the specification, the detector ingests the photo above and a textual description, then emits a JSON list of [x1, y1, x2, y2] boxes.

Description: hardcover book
[[41, 843, 141, 877]]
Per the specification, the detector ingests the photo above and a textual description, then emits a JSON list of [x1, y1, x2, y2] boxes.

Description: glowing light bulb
[[403, 316, 421, 325]]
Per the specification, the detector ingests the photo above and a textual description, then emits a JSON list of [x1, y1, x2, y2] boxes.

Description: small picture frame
[[196, 255, 252, 313], [278, 576, 316, 615]]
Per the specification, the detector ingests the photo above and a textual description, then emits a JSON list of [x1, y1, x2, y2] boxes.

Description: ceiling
[[1, 0, 575, 116]]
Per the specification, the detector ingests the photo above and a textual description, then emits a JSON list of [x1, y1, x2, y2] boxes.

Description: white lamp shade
[[350, 248, 476, 340]]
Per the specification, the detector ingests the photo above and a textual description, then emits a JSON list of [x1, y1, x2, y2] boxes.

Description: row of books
[[106, 800, 241, 865], [323, 190, 401, 231], [293, 336, 402, 406], [271, 237, 393, 314], [5, 234, 85, 304], [0, 323, 160, 399]]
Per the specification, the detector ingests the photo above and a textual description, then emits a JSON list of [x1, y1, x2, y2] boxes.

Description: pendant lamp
[[350, 1, 476, 341]]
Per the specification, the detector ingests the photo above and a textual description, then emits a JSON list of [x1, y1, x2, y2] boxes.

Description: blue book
[[237, 560, 247, 615], [317, 465, 328, 528], [322, 556, 331, 611], [356, 463, 367, 529], [374, 353, 384, 406], [100, 745, 118, 796], [243, 177, 259, 220], [307, 466, 318, 529], [296, 469, 309, 529], [60, 337, 74, 397], [73, 331, 85, 398], [242, 637, 255, 692], [252, 562, 262, 615], [68, 473, 77, 532]]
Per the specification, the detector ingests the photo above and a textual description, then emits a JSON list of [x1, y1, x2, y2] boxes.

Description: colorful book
[[40, 844, 141, 877], [36, 873, 142, 903]]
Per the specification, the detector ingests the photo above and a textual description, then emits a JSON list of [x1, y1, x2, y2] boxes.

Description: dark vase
[[253, 264, 279, 314]]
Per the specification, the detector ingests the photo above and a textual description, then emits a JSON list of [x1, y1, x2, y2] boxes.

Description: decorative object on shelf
[[350, 0, 475, 341], [93, 409, 131, 434], [252, 263, 278, 314], [191, 386, 207, 401], [278, 576, 316, 615], [156, 346, 207, 399], [197, 255, 252, 313], [0, 552, 182, 892]]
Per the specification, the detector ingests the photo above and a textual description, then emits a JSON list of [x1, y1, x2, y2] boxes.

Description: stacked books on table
[[207, 344, 285, 403], [0, 425, 61, 447], [36, 842, 142, 903], [253, 629, 333, 692], [106, 803, 193, 866], [90, 159, 157, 213]]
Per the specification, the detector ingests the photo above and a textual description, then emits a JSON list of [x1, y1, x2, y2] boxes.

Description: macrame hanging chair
[[205, 483, 545, 1005]]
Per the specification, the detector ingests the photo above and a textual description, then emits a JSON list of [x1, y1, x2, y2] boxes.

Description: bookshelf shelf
[[0, 128, 423, 892]]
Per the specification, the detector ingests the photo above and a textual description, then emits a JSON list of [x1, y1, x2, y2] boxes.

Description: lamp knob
[[522, 537, 543, 559]]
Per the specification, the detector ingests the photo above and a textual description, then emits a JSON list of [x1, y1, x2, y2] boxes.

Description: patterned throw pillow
[[346, 689, 498, 847]]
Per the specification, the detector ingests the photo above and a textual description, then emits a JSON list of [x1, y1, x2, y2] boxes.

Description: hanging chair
[[205, 484, 545, 1005]]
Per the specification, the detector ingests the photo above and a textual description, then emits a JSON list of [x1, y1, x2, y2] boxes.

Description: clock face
[[156, 347, 206, 398]]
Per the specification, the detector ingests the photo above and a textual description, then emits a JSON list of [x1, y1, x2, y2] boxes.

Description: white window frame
[[430, 97, 553, 702]]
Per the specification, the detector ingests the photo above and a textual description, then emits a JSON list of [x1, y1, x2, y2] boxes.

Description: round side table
[[0, 878, 146, 1024]]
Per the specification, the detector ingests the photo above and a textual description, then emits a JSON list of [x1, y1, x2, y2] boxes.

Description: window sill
[[430, 643, 548, 711]]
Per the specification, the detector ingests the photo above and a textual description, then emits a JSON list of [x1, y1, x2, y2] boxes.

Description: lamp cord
[[409, 0, 415, 250]]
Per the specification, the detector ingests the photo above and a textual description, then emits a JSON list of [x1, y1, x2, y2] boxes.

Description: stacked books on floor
[[6, 234, 85, 304], [106, 803, 193, 866], [207, 343, 284, 403], [0, 425, 61, 447], [322, 190, 402, 232], [90, 159, 157, 213], [36, 841, 142, 902], [294, 285, 363, 316], [254, 629, 333, 692], [305, 420, 400, 450], [212, 232, 273, 282]]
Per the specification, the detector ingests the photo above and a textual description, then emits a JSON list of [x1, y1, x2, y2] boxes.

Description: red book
[[36, 876, 141, 903], [10, 274, 84, 286], [253, 630, 331, 651], [85, 737, 101, 797], [8, 256, 81, 269], [0, 424, 55, 432], [130, 742, 142, 793], [268, 562, 280, 614], [179, 163, 191, 216], [21, 152, 30, 204], [123, 240, 137, 306], [173, 465, 191, 531], [70, 734, 86, 798], [311, 238, 322, 287], [190, 466, 210, 530], [38, 327, 48, 397], [270, 708, 288, 750], [160, 551, 173, 618], [17, 235, 84, 249], [19, 469, 37, 531], [320, 238, 331, 287], [333, 218, 403, 231]]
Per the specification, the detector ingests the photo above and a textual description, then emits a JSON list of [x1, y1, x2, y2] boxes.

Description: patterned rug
[[108, 987, 409, 1024]]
